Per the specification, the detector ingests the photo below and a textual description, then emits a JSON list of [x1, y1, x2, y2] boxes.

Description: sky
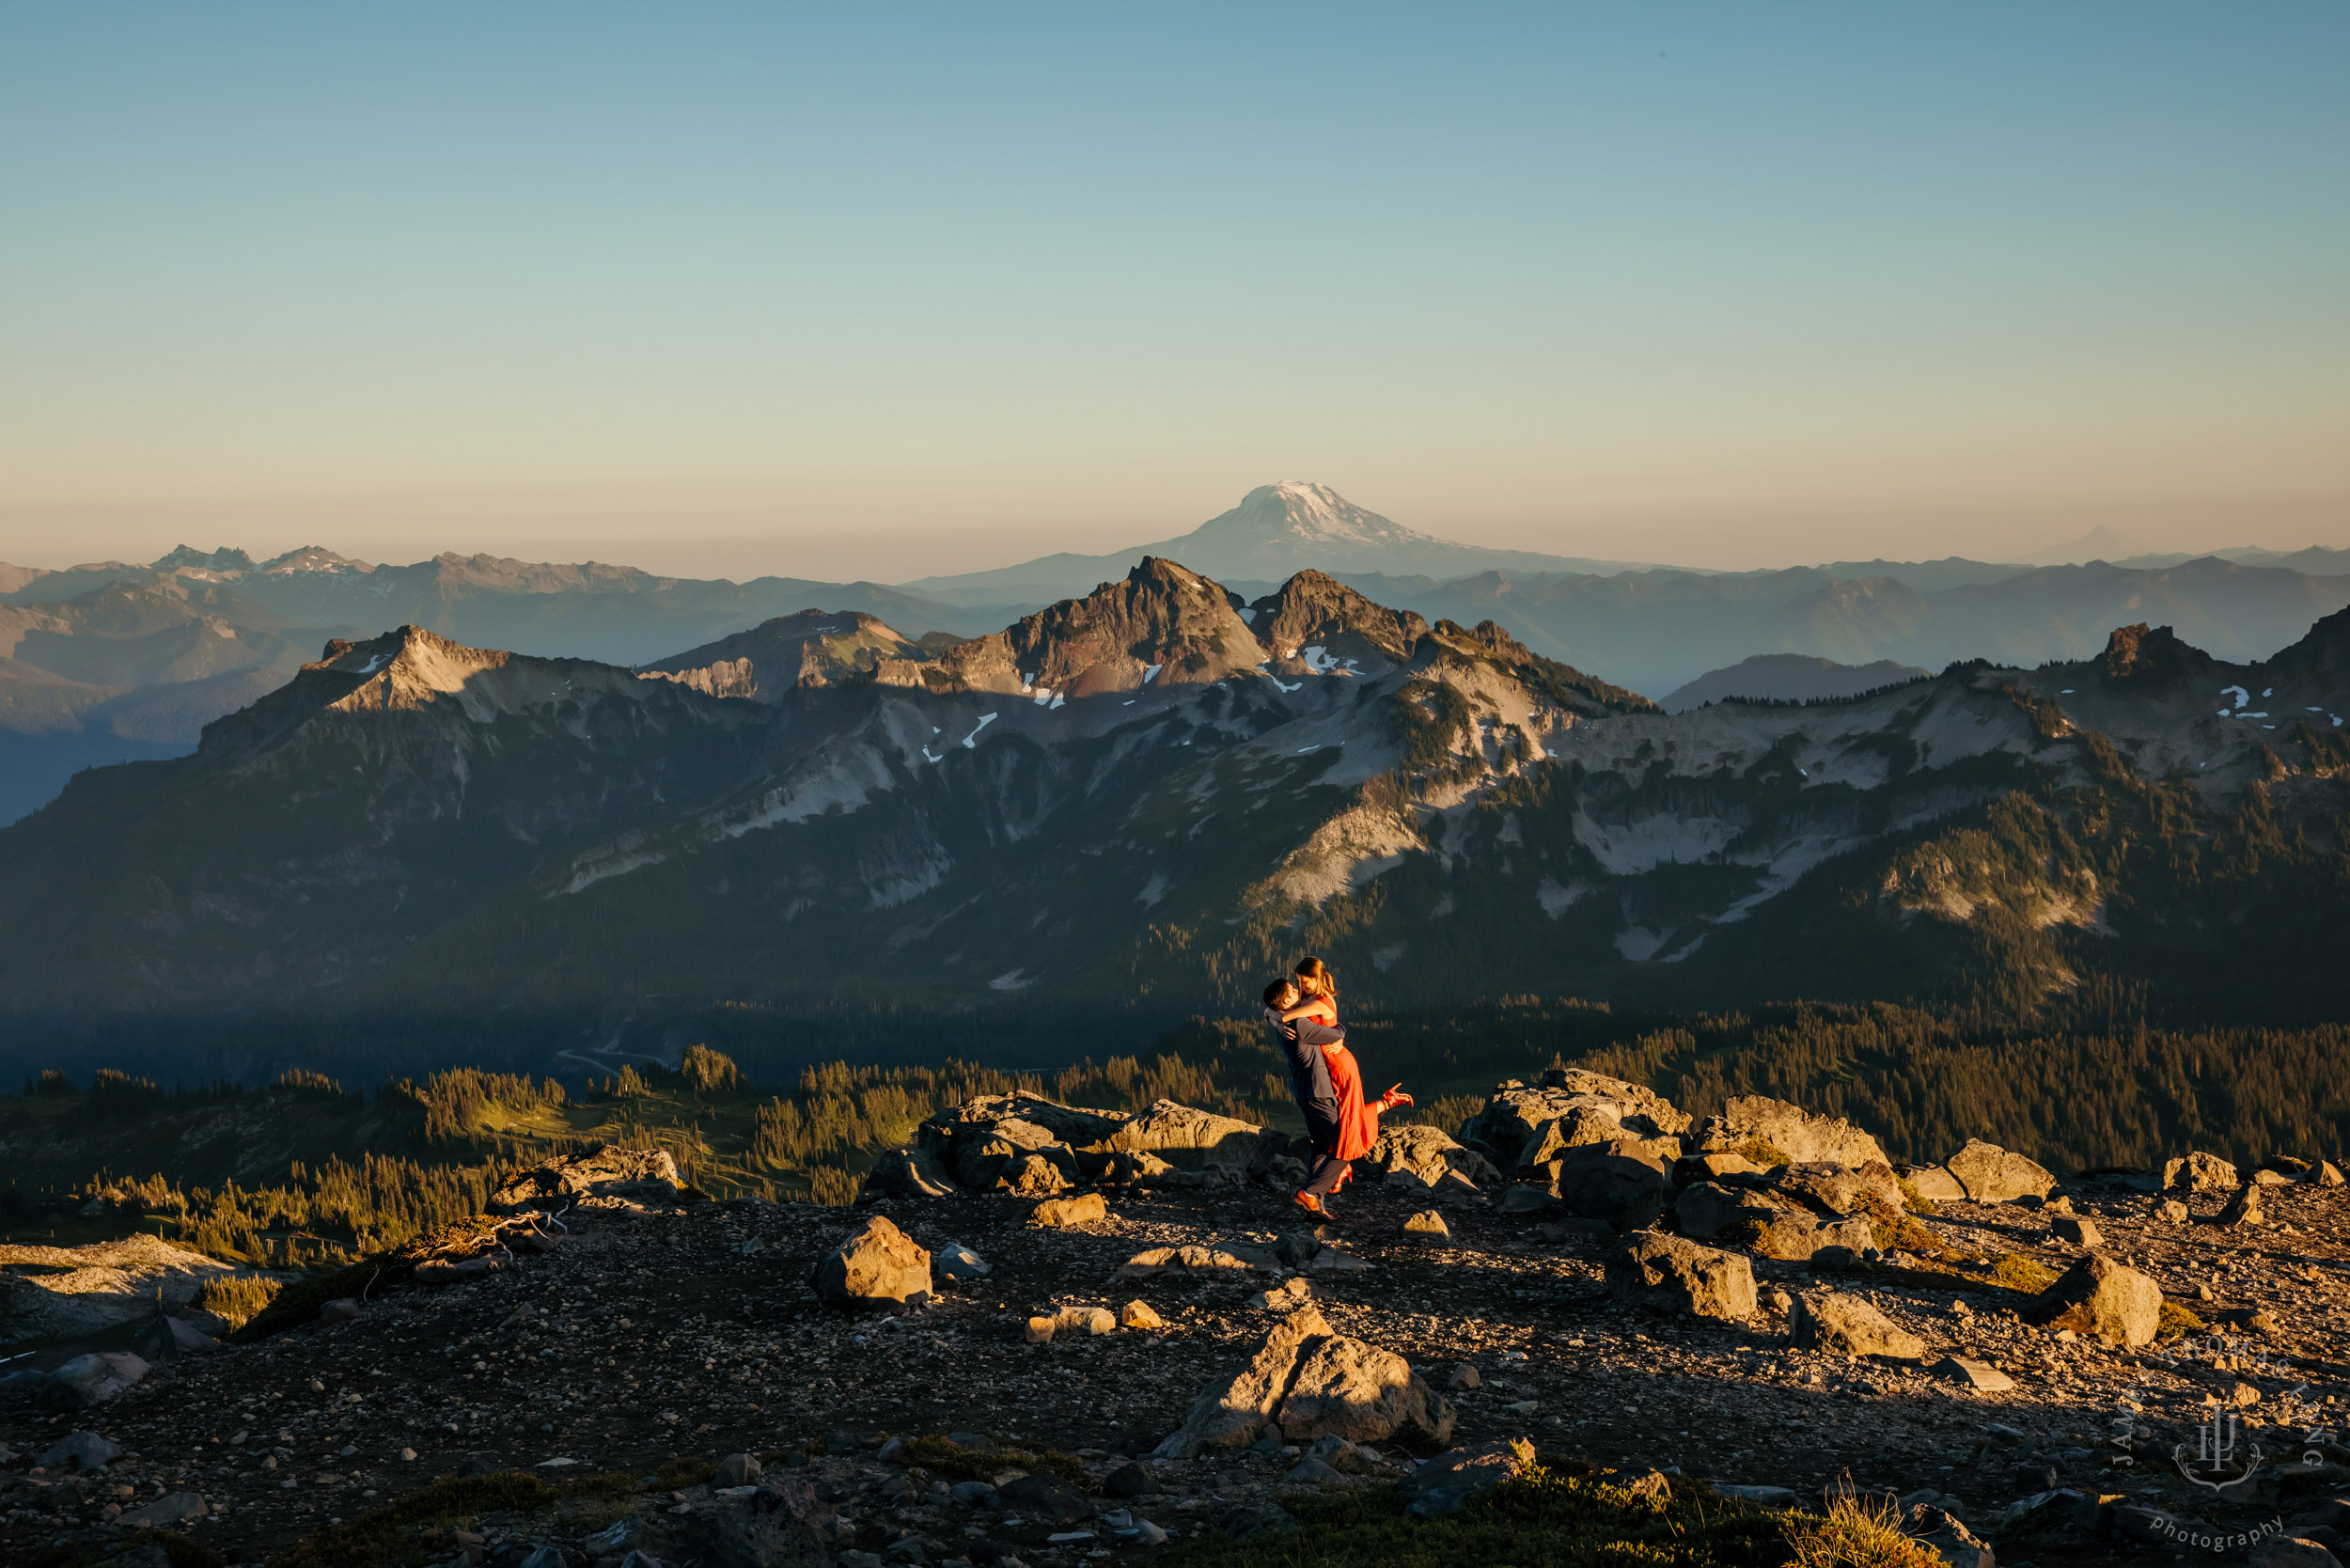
[[2, 3, 2345, 582]]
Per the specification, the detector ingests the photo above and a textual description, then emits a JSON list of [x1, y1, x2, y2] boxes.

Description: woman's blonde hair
[[1293, 956, 1336, 1001]]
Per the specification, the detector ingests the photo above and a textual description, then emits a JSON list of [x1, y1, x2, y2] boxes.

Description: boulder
[[1030, 1193, 1107, 1228], [1941, 1139, 2059, 1202], [1515, 1105, 1637, 1169], [1790, 1292, 1924, 1359], [1902, 1165, 1967, 1203], [1604, 1233, 1756, 1320], [2218, 1183, 2265, 1228], [1557, 1141, 1672, 1233], [131, 1313, 219, 1363], [1673, 1181, 1788, 1239], [1252, 1278, 1315, 1313], [1394, 1437, 1536, 1518], [1366, 1123, 1502, 1188], [1120, 1300, 1164, 1330], [812, 1215, 931, 1308], [1673, 1151, 1763, 1189], [39, 1352, 149, 1409], [1053, 1306, 1117, 1337], [1458, 1072, 1690, 1168], [2250, 1540, 2343, 1568], [1498, 1185, 1561, 1215], [1904, 1503, 1995, 1568], [1153, 1307, 1453, 1457], [1401, 1210, 1450, 1240], [1104, 1100, 1266, 1177], [1695, 1095, 1888, 1169], [39, 1431, 121, 1470], [2164, 1151, 2240, 1192], [862, 1146, 956, 1200], [2159, 1199, 2189, 1223], [2027, 1253, 2162, 1347], [2318, 1161, 2345, 1187], [488, 1146, 682, 1212], [1277, 1334, 1456, 1446], [1762, 1160, 1904, 1218]]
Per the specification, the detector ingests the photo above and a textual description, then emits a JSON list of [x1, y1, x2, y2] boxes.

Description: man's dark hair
[[1262, 979, 1297, 1010]]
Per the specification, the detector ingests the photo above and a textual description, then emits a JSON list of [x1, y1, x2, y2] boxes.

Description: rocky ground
[[5, 1116, 2350, 1566]]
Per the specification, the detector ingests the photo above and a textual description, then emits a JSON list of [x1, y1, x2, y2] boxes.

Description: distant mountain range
[[1661, 654, 1931, 713], [3, 481, 2345, 826], [1, 550, 2344, 1083]]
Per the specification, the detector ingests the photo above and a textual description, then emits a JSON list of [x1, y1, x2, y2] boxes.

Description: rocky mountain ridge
[[0, 559, 2344, 1047]]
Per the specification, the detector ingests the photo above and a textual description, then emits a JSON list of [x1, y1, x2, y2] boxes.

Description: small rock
[[1401, 1209, 1450, 1240], [1030, 1193, 1107, 1229], [2051, 1215, 2102, 1247], [814, 1215, 932, 1307], [1023, 1316, 1057, 1344], [1499, 1184, 1563, 1215], [2160, 1200, 2189, 1222], [1250, 1278, 1315, 1312], [934, 1243, 991, 1281], [319, 1298, 362, 1325], [39, 1432, 121, 1470], [39, 1352, 149, 1409], [1119, 1299, 1164, 1330], [997, 1470, 1090, 1526], [1103, 1463, 1155, 1499], [1219, 1501, 1301, 1541], [118, 1491, 207, 1529], [950, 1480, 998, 1505], [2218, 1183, 2266, 1228], [1905, 1502, 1995, 1568], [1449, 1363, 1481, 1390], [1052, 1306, 1116, 1337], [1396, 1437, 1535, 1517], [1282, 1456, 1349, 1487], [715, 1452, 761, 1486], [1930, 1356, 2015, 1393], [2317, 1161, 2345, 1187]]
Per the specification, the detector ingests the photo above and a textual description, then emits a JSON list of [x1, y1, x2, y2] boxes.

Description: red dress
[[1296, 995, 1382, 1161]]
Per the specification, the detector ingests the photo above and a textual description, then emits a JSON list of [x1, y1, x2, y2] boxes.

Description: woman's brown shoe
[[1293, 1191, 1328, 1217]]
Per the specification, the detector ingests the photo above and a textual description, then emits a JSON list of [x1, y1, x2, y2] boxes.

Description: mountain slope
[[0, 571, 2344, 1075], [1661, 654, 1931, 712]]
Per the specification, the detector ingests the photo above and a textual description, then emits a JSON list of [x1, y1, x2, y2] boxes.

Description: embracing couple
[[1263, 956, 1412, 1219]]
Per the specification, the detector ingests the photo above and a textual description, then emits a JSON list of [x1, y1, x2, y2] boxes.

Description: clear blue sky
[[2, 3, 2344, 578]]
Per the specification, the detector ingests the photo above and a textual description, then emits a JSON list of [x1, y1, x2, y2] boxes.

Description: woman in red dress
[[1277, 956, 1410, 1213]]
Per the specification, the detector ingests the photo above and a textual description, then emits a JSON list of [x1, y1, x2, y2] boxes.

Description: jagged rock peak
[[1249, 570, 1430, 665], [875, 556, 1263, 698], [640, 610, 917, 699], [258, 545, 373, 575], [2097, 623, 2213, 686], [150, 544, 256, 573], [2271, 603, 2350, 687]]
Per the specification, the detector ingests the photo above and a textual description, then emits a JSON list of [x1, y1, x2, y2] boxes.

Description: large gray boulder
[[1758, 1160, 1904, 1219], [1940, 1139, 2059, 1202], [1605, 1233, 1757, 1320], [1672, 1182, 1871, 1260], [861, 1145, 955, 1200], [1154, 1306, 1454, 1457], [1104, 1100, 1267, 1177], [2025, 1253, 2162, 1347], [1557, 1141, 1672, 1234], [1365, 1123, 1501, 1188], [39, 1352, 149, 1409], [1790, 1292, 1924, 1359], [812, 1215, 932, 1308], [1693, 1096, 1888, 1169], [1458, 1071, 1690, 1168]]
